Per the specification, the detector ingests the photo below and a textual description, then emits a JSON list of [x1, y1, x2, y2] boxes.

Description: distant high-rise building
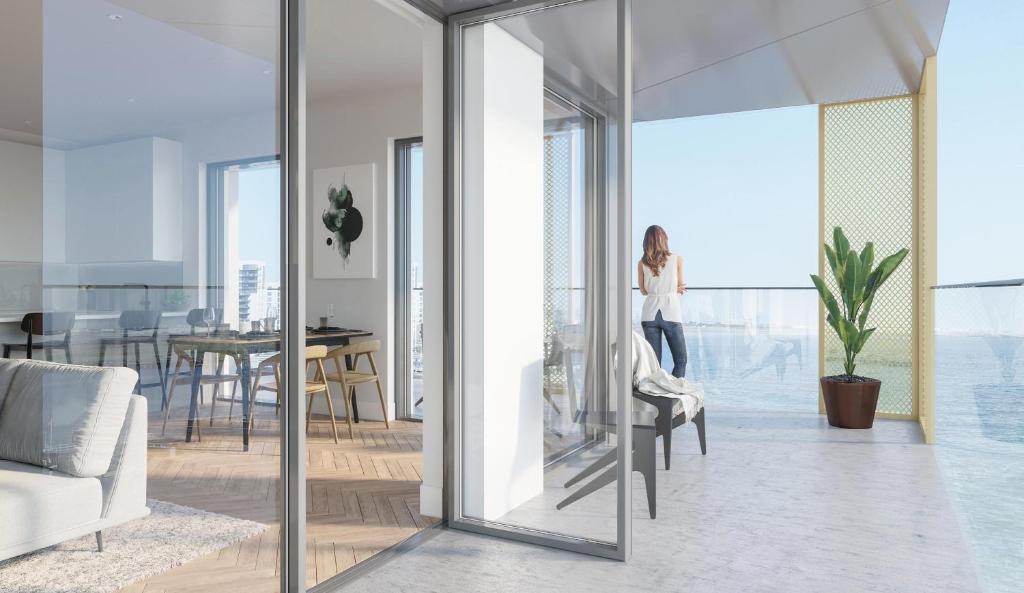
[[238, 261, 266, 325], [266, 284, 281, 318]]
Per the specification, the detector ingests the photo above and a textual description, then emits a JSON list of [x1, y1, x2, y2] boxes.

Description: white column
[[462, 23, 545, 521], [419, 16, 445, 518]]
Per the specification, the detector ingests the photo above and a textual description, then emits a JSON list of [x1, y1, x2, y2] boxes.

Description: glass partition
[[0, 1, 282, 590], [451, 0, 631, 557], [301, 0, 441, 586], [934, 283, 1024, 593], [630, 288, 819, 413]]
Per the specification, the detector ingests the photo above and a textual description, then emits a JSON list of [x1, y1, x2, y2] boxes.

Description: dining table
[[167, 328, 373, 451]]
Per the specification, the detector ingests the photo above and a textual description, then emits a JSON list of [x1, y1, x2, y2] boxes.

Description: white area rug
[[0, 500, 267, 593]]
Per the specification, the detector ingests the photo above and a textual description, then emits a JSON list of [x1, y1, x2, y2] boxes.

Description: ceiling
[[0, 0, 425, 148], [0, 0, 949, 146], [110, 0, 426, 102], [492, 0, 949, 121], [631, 0, 949, 120]]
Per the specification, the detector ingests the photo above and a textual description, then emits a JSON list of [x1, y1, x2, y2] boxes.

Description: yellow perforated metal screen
[[820, 96, 916, 418]]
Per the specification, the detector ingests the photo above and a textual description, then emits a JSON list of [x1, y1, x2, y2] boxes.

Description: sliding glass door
[[0, 1, 288, 592], [448, 0, 633, 559], [542, 91, 600, 464]]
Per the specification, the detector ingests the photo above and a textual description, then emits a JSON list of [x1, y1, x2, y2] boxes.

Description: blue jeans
[[641, 310, 687, 378]]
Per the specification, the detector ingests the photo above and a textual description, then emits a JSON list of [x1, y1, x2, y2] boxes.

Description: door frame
[[281, 0, 307, 590], [443, 0, 633, 561]]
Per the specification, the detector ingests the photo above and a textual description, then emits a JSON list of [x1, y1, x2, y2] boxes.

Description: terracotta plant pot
[[820, 377, 881, 429]]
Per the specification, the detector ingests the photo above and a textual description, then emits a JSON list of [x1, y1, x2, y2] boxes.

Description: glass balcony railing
[[409, 280, 1024, 589], [631, 287, 820, 413], [933, 280, 1024, 593]]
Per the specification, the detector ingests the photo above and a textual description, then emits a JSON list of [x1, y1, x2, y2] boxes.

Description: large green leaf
[[842, 249, 861, 318], [825, 313, 840, 334], [854, 327, 876, 354], [865, 248, 910, 300], [857, 242, 874, 303], [833, 227, 850, 265], [814, 228, 908, 377], [811, 274, 843, 325], [858, 294, 874, 330], [824, 244, 838, 275], [839, 317, 858, 351]]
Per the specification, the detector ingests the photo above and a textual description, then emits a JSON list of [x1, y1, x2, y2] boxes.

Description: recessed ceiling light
[[127, 97, 137, 103], [107, 14, 123, 21], [24, 120, 33, 125], [262, 69, 273, 75]]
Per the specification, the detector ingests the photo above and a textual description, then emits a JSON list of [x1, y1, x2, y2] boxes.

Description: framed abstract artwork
[[312, 163, 376, 279]]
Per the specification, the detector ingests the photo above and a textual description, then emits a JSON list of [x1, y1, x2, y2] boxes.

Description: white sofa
[[0, 358, 150, 561]]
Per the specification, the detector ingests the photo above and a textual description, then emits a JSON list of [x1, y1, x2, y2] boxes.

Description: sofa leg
[[96, 531, 103, 552]]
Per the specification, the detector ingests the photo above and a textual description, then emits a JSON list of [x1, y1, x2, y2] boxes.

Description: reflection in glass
[[934, 285, 1024, 593], [457, 0, 623, 547], [0, 1, 281, 590]]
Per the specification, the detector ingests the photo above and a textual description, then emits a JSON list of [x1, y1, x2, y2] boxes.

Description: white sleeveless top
[[641, 254, 682, 323]]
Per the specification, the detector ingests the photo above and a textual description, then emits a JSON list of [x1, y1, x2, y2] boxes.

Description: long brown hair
[[642, 225, 671, 276]]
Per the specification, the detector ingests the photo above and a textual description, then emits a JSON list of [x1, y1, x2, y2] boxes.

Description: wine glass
[[202, 307, 215, 335]]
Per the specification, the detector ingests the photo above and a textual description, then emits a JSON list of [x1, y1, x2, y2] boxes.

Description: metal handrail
[[932, 278, 1024, 290]]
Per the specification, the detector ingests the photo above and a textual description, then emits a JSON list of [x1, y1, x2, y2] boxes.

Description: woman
[[638, 225, 687, 378]]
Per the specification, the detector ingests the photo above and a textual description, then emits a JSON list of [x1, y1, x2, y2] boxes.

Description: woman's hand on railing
[[677, 283, 687, 295]]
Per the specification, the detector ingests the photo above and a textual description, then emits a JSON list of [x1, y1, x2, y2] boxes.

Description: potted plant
[[811, 227, 909, 428], [162, 289, 192, 312]]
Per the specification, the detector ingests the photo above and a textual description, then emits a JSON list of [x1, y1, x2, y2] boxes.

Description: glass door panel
[[0, 1, 283, 591], [451, 0, 631, 557]]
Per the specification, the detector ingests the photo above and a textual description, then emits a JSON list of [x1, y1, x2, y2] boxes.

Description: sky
[[238, 167, 281, 285], [633, 105, 818, 287], [633, 0, 1024, 288], [935, 0, 1024, 285], [235, 0, 1022, 290]]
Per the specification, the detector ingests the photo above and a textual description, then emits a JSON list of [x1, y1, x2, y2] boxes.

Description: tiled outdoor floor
[[341, 409, 980, 593]]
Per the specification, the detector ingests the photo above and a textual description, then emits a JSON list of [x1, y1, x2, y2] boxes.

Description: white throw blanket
[[631, 330, 704, 420]]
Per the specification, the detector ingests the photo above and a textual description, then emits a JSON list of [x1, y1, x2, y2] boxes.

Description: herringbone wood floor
[[119, 414, 432, 592]]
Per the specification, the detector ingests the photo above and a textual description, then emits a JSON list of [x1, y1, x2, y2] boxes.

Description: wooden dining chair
[[324, 340, 388, 440], [1, 312, 76, 362], [250, 352, 284, 422], [248, 346, 339, 443], [160, 342, 241, 438]]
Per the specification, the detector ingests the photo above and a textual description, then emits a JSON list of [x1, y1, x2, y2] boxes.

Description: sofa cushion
[[0, 358, 20, 411], [0, 460, 103, 555], [0, 360, 138, 478]]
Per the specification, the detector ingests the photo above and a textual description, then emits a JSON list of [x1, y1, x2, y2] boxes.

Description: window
[[396, 137, 424, 419]]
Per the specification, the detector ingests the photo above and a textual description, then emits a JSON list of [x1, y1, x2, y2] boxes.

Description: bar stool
[[324, 340, 388, 440], [98, 310, 167, 400], [2, 312, 76, 362]]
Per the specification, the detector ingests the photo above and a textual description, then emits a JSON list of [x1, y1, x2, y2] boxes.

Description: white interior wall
[[461, 22, 545, 521], [64, 137, 184, 264], [0, 139, 45, 341], [42, 147, 66, 265], [0, 139, 43, 264], [151, 137, 184, 262], [306, 85, 422, 423]]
